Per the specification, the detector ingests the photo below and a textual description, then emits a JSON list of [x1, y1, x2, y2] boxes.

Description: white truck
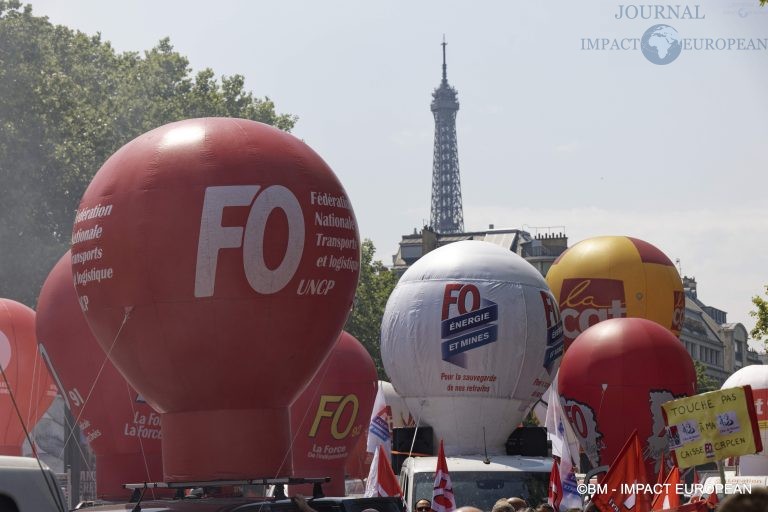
[[397, 454, 552, 511], [0, 455, 67, 512]]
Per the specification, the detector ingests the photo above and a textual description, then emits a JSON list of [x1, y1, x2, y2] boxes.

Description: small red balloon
[[0, 299, 56, 455], [71, 118, 360, 481], [37, 253, 168, 500], [289, 332, 377, 495], [558, 318, 696, 477]]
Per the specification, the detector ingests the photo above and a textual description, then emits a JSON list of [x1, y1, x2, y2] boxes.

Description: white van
[[398, 454, 552, 511]]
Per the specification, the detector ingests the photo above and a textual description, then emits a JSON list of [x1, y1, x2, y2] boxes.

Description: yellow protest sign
[[661, 386, 763, 469]]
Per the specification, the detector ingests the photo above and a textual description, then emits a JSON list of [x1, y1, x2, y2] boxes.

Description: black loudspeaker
[[391, 426, 434, 472], [505, 426, 548, 457]]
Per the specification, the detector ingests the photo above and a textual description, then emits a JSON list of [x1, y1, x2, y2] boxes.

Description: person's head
[[536, 505, 555, 512], [455, 507, 483, 512], [491, 499, 514, 512], [718, 488, 768, 512], [507, 497, 528, 511], [414, 499, 431, 512]]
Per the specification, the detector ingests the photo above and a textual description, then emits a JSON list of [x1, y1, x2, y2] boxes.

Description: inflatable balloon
[[722, 365, 768, 476], [0, 299, 57, 455], [558, 318, 696, 477], [546, 236, 684, 351], [71, 118, 360, 481], [289, 331, 377, 495], [37, 253, 168, 500], [381, 241, 564, 455]]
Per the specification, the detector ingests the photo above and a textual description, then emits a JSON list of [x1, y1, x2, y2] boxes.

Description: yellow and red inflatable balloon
[[546, 236, 684, 351]]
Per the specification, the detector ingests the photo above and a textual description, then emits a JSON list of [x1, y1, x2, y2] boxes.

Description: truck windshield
[[413, 471, 549, 511]]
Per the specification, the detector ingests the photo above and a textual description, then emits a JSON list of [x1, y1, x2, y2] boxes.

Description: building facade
[[392, 225, 568, 278], [679, 276, 764, 386]]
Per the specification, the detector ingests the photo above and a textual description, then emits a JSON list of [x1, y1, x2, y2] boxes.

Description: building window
[[699, 347, 720, 366], [686, 342, 697, 360]]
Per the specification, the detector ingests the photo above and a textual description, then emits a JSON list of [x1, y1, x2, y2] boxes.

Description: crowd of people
[[411, 487, 768, 512], [412, 497, 560, 512]]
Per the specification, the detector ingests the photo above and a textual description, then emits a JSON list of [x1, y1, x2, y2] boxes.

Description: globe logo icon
[[641, 24, 682, 65]]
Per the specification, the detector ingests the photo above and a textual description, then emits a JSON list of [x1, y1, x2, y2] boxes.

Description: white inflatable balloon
[[722, 365, 768, 476], [381, 241, 564, 455]]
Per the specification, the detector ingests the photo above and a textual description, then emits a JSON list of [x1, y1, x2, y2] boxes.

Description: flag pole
[[717, 459, 726, 488]]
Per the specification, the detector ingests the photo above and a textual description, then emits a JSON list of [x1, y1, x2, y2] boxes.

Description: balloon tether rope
[[58, 306, 133, 457]]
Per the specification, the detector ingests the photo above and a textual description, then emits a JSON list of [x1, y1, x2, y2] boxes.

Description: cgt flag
[[651, 466, 680, 511], [431, 440, 456, 512], [549, 459, 562, 510], [591, 431, 652, 512], [364, 445, 403, 498]]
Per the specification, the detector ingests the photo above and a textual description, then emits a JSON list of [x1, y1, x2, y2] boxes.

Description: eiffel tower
[[429, 38, 464, 234]]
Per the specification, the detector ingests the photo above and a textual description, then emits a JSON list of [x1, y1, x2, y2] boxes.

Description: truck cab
[[0, 455, 67, 512], [398, 454, 552, 511]]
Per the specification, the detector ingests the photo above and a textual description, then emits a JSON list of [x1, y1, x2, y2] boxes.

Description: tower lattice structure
[[429, 39, 464, 234]]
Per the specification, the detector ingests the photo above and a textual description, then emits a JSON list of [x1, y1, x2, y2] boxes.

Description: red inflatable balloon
[[37, 253, 167, 500], [558, 318, 696, 478], [0, 299, 56, 455], [289, 332, 377, 496], [71, 118, 360, 481]]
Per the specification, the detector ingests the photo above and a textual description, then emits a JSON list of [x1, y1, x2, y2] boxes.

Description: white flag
[[544, 372, 580, 469], [558, 455, 582, 511], [366, 381, 393, 459], [544, 372, 582, 511], [364, 445, 380, 497]]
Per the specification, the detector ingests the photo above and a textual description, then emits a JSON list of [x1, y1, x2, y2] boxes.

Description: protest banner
[[661, 386, 762, 469]]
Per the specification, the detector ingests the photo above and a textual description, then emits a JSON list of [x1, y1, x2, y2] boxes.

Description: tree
[[750, 285, 768, 346], [694, 360, 718, 394], [0, 1, 296, 306], [344, 240, 398, 379]]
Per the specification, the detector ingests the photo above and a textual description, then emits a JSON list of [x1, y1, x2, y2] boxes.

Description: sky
[[28, 0, 768, 346]]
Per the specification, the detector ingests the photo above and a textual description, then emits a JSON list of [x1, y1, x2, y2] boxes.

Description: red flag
[[651, 467, 680, 511], [591, 431, 651, 512], [704, 491, 718, 507], [431, 440, 456, 512], [688, 470, 702, 503], [548, 459, 563, 510], [364, 445, 403, 498]]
